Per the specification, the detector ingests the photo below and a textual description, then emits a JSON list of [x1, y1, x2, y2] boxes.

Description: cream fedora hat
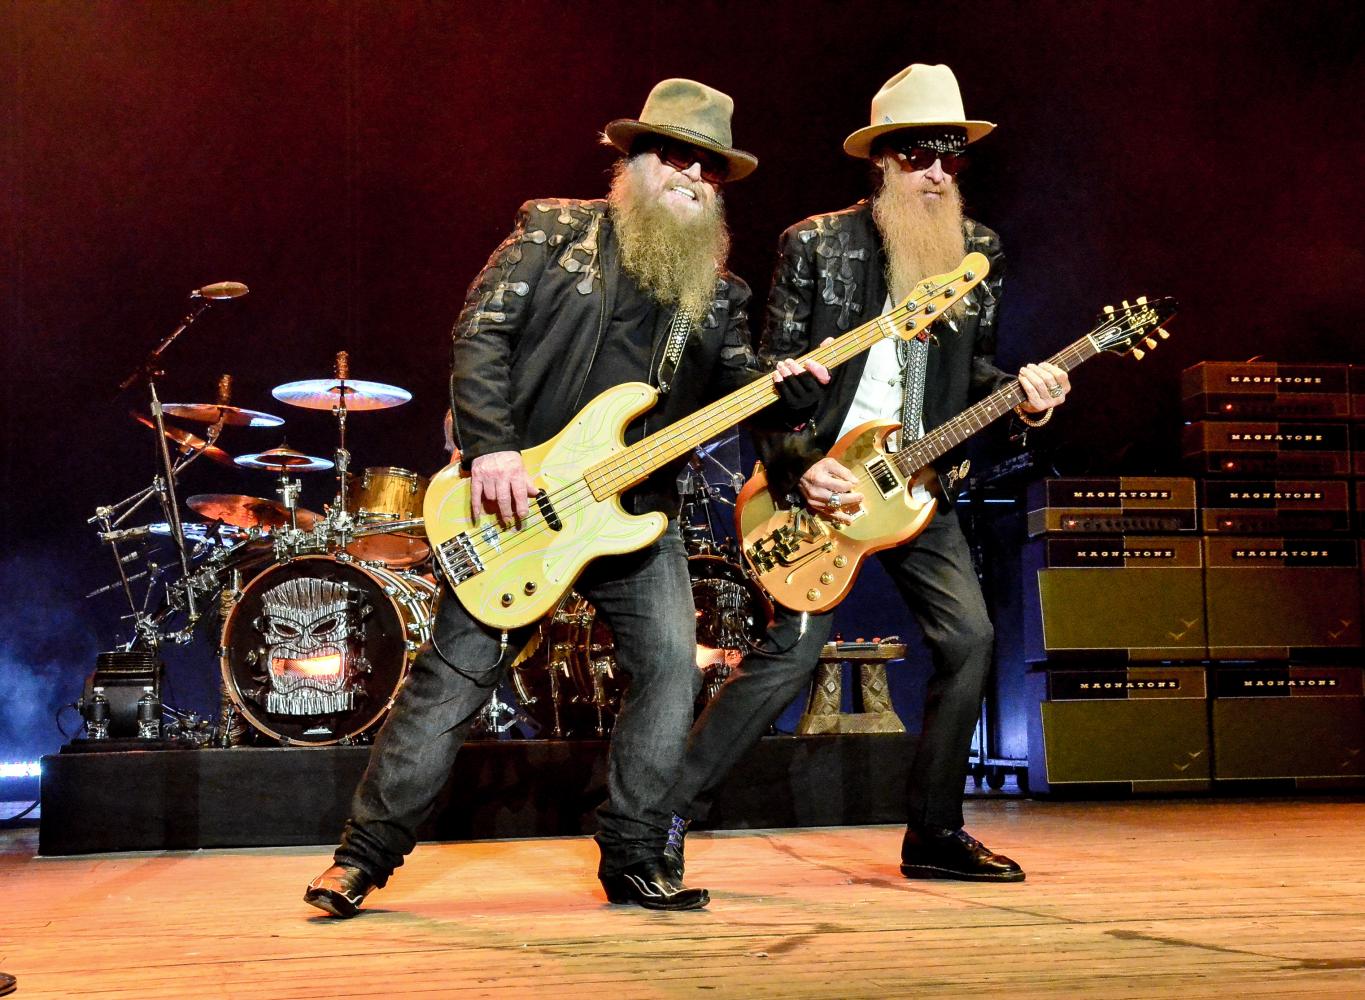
[[604, 78, 758, 181], [843, 63, 996, 158]]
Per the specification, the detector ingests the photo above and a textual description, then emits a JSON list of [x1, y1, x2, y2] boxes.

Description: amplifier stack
[[1022, 361, 1365, 794]]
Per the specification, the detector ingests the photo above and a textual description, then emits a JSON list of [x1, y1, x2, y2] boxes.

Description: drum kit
[[92, 287, 769, 747]]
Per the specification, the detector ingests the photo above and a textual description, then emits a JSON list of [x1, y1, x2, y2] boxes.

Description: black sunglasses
[[885, 142, 969, 176], [647, 139, 729, 185]]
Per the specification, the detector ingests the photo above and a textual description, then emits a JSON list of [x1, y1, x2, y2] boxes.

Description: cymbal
[[186, 494, 322, 530], [130, 412, 235, 467], [271, 378, 412, 411], [161, 402, 284, 428], [147, 521, 252, 545], [234, 445, 334, 472]]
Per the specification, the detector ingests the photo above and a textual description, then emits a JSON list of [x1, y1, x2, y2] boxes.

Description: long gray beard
[[872, 176, 967, 316], [608, 159, 730, 323]]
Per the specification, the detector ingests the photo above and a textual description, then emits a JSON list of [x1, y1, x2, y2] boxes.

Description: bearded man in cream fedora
[[305, 79, 827, 916], [664, 64, 1070, 885]]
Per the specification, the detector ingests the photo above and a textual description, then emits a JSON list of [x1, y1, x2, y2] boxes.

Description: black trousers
[[667, 508, 993, 832], [335, 526, 702, 883]]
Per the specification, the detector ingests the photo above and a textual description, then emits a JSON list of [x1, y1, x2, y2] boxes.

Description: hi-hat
[[234, 445, 334, 472], [272, 378, 412, 411], [130, 412, 235, 466], [161, 402, 284, 427], [187, 494, 322, 531]]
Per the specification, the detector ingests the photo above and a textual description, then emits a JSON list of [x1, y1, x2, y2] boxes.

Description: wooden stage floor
[[4, 798, 1365, 999]]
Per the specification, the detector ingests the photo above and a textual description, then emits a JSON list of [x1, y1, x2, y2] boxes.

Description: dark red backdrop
[[3, 1, 1363, 761]]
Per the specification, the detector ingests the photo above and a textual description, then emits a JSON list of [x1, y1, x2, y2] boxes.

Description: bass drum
[[220, 555, 436, 745], [509, 553, 771, 736]]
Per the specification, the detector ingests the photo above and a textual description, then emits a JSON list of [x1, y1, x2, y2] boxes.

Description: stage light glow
[[0, 761, 41, 779], [277, 654, 344, 677]]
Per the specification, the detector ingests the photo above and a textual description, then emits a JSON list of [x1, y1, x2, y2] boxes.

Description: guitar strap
[[655, 307, 694, 396], [895, 333, 929, 446]]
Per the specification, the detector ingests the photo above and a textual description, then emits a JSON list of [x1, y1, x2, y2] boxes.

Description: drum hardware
[[129, 411, 236, 467], [270, 355, 421, 567], [116, 278, 258, 638]]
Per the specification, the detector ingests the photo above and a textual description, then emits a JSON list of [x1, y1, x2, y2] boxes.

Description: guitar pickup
[[865, 456, 902, 499], [534, 490, 562, 531]]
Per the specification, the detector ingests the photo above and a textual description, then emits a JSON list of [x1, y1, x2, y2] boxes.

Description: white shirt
[[835, 295, 931, 503], [836, 295, 924, 442]]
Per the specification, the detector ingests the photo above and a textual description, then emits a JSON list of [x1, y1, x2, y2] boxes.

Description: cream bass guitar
[[736, 296, 1178, 613], [424, 253, 990, 629]]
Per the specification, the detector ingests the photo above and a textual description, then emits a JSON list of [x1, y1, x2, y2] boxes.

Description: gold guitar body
[[737, 421, 940, 613], [424, 382, 668, 630]]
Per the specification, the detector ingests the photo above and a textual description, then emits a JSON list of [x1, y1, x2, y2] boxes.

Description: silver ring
[[1047, 384, 1064, 398], [828, 492, 842, 510]]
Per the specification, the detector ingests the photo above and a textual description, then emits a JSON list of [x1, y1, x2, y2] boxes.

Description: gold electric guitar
[[736, 296, 1178, 613], [424, 252, 990, 629]]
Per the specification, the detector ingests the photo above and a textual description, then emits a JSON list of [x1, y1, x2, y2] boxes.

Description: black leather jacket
[[755, 200, 1013, 501], [449, 198, 760, 515]]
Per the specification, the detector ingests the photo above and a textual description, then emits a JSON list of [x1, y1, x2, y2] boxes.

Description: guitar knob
[[500, 593, 514, 607], [524, 582, 537, 594], [833, 555, 848, 568], [806, 588, 821, 602], [819, 572, 834, 585]]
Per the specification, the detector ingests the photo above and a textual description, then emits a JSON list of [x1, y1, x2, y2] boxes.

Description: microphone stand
[[115, 295, 218, 630]]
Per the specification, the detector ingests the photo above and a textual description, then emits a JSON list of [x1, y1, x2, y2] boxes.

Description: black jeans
[[335, 525, 701, 883], [667, 509, 993, 832]]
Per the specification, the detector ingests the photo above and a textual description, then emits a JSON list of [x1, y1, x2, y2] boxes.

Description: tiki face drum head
[[221, 556, 433, 744]]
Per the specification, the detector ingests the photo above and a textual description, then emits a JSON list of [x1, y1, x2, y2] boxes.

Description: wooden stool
[[796, 639, 908, 735]]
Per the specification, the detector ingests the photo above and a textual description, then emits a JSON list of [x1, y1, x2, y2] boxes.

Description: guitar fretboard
[[583, 253, 989, 499]]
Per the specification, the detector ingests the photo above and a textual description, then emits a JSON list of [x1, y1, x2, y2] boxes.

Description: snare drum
[[346, 466, 430, 566]]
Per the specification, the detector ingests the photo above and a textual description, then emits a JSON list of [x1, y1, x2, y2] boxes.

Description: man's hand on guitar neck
[[470, 451, 539, 526], [1016, 361, 1071, 413], [798, 457, 864, 525]]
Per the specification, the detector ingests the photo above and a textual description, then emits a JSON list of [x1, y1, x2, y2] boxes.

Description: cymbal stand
[[115, 292, 238, 628], [272, 465, 308, 560], [88, 415, 225, 649], [329, 350, 355, 548]]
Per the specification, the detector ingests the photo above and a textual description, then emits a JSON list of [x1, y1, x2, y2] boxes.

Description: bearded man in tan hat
[[305, 79, 828, 915], [663, 64, 1069, 885]]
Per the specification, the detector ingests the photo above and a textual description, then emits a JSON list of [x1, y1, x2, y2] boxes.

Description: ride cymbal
[[271, 378, 412, 411]]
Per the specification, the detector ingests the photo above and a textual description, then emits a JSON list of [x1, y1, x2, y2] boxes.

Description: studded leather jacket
[[755, 200, 1012, 502], [449, 198, 760, 515]]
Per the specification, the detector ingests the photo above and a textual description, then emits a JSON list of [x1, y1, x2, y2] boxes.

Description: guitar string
[[443, 270, 984, 574], [444, 301, 1158, 578], [816, 311, 1162, 500]]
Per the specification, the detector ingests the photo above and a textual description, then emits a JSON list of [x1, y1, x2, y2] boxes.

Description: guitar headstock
[[1092, 296, 1178, 359], [888, 251, 991, 341]]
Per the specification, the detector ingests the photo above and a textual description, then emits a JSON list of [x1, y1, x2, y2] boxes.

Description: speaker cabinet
[[1026, 666, 1211, 795], [1183, 421, 1351, 477], [1024, 536, 1206, 662], [1182, 362, 1350, 420], [1200, 479, 1352, 534], [1203, 537, 1362, 659], [1212, 666, 1365, 788]]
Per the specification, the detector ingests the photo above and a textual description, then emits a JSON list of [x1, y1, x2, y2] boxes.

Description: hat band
[[641, 121, 730, 150], [878, 127, 967, 155]]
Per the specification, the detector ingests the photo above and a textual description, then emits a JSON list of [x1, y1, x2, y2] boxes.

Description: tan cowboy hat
[[843, 63, 996, 158], [604, 78, 758, 181]]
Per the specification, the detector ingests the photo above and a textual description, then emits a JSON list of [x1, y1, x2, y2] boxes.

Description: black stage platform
[[38, 733, 919, 856]]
